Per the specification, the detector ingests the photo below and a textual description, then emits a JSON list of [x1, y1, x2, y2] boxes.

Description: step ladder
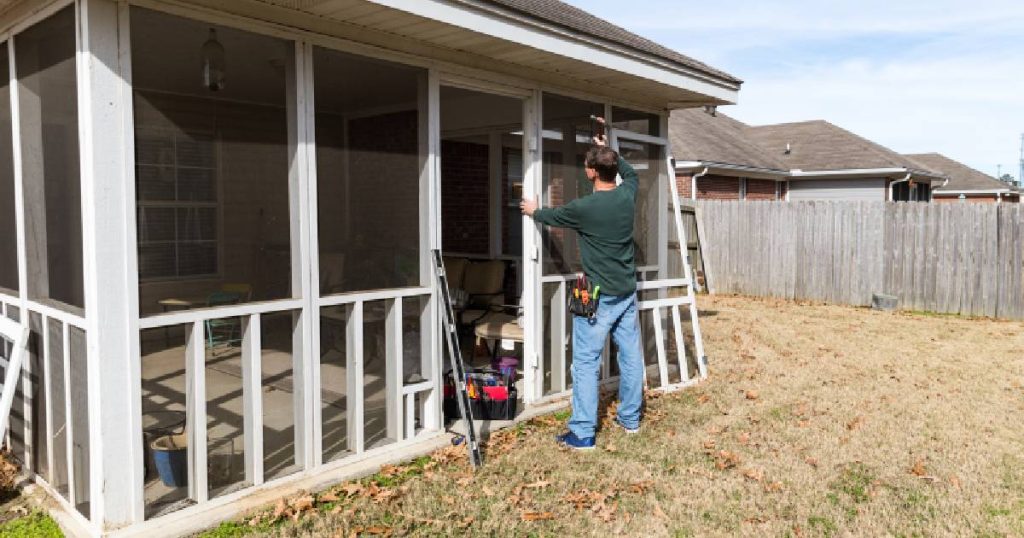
[[666, 184, 708, 382], [431, 249, 483, 468]]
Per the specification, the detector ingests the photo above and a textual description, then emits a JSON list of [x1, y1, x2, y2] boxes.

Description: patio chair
[[205, 291, 242, 351], [458, 260, 507, 326]]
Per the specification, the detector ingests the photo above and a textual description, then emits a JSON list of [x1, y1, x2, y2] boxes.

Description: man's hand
[[592, 116, 608, 147], [520, 196, 539, 217]]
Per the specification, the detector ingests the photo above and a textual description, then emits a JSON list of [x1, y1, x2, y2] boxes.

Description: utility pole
[[1019, 133, 1023, 187]]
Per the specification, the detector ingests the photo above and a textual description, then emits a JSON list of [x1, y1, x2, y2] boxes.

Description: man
[[520, 119, 643, 450]]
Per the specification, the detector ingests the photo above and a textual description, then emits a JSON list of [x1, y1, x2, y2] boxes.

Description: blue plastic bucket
[[151, 434, 188, 488]]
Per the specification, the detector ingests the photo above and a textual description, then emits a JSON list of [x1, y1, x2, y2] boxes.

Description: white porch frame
[[0, 0, 715, 535]]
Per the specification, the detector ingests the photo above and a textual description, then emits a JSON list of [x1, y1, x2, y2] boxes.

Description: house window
[[136, 128, 219, 280], [892, 181, 910, 202], [914, 183, 931, 202]]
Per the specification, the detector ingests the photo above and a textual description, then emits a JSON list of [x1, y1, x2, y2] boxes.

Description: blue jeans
[[568, 292, 643, 439]]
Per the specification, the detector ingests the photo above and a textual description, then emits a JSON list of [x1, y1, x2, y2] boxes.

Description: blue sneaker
[[614, 418, 640, 434], [555, 431, 596, 450]]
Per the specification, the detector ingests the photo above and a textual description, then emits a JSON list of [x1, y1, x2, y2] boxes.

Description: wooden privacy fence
[[692, 200, 1024, 320]]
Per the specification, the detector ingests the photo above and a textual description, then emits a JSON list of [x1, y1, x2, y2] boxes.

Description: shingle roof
[[479, 0, 742, 84], [669, 108, 787, 172], [905, 153, 1016, 192], [745, 120, 937, 174]]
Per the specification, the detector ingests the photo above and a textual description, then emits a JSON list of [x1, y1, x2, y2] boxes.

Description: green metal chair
[[205, 291, 242, 351]]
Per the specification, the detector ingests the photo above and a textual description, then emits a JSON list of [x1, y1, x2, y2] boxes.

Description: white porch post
[[521, 90, 543, 403], [77, 0, 143, 527], [422, 69, 441, 430]]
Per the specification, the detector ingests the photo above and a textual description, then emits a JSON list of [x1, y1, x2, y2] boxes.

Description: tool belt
[[568, 273, 600, 319]]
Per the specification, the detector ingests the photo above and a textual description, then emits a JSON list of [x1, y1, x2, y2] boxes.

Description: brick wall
[[746, 179, 777, 201], [676, 173, 692, 198], [441, 140, 490, 254], [696, 175, 741, 200], [677, 172, 786, 201]]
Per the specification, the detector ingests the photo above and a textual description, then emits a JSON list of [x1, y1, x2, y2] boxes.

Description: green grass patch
[[370, 455, 432, 487], [832, 463, 875, 504], [807, 514, 838, 536], [0, 511, 63, 538]]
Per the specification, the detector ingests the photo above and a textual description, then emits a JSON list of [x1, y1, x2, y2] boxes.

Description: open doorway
[[439, 86, 525, 422]]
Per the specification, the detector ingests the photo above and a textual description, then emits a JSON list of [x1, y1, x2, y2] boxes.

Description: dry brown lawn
[[209, 295, 1024, 537]]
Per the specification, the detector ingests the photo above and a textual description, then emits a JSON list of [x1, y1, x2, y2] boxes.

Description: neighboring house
[[670, 108, 789, 201], [0, 0, 738, 536], [745, 121, 946, 202], [906, 153, 1021, 203], [670, 114, 947, 202]]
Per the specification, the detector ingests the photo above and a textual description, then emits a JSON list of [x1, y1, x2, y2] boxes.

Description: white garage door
[[788, 178, 885, 201]]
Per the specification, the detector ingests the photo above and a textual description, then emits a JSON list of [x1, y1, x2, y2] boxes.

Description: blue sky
[[565, 0, 1024, 179]]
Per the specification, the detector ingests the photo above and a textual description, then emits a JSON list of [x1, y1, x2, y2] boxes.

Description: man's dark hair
[[585, 146, 620, 183]]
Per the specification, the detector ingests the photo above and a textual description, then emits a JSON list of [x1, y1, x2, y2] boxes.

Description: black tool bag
[[567, 273, 599, 319]]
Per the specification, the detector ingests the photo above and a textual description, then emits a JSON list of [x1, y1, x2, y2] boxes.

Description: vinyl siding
[[787, 178, 886, 202]]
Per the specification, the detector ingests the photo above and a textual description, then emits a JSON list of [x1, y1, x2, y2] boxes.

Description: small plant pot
[[151, 434, 188, 488]]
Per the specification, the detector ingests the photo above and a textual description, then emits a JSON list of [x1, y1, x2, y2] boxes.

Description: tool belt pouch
[[568, 275, 599, 319]]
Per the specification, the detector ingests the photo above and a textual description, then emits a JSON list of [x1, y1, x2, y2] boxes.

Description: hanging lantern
[[201, 28, 225, 92]]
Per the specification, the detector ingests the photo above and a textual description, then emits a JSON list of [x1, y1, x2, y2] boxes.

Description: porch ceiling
[[183, 0, 740, 109]]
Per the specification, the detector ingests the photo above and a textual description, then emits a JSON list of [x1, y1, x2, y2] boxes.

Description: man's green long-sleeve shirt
[[533, 157, 638, 297]]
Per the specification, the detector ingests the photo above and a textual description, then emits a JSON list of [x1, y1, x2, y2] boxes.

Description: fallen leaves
[[269, 494, 317, 523], [745, 390, 760, 401], [909, 458, 939, 482], [846, 416, 865, 431], [714, 450, 741, 470], [520, 511, 555, 522], [763, 481, 784, 493], [319, 491, 340, 503], [627, 480, 654, 494], [742, 468, 765, 482]]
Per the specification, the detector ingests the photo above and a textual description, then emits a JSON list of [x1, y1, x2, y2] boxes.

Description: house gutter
[[790, 167, 909, 179], [934, 189, 1016, 195], [675, 161, 788, 181]]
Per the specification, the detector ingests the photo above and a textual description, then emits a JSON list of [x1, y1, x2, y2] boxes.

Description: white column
[[421, 70, 441, 431], [286, 40, 313, 472], [520, 90, 542, 403], [345, 302, 364, 453], [77, 0, 143, 526], [384, 299, 403, 441], [240, 315, 263, 486], [302, 42, 324, 467]]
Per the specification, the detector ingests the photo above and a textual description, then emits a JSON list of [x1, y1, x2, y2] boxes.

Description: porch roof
[[200, 0, 740, 108]]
